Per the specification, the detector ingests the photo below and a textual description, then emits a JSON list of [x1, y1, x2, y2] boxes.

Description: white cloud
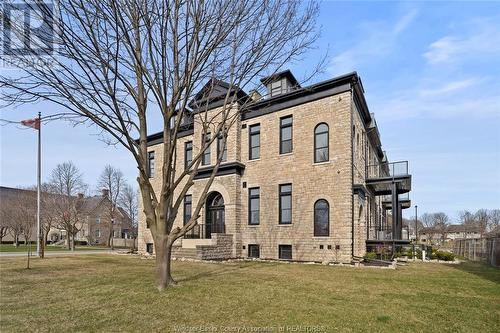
[[328, 9, 418, 75], [418, 77, 485, 97], [371, 83, 500, 121], [423, 18, 500, 65]]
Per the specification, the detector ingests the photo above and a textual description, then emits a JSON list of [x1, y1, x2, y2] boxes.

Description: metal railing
[[183, 223, 226, 239], [367, 161, 409, 179], [381, 192, 410, 202]]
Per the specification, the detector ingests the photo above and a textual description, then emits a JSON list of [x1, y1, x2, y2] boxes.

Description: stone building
[[138, 70, 412, 262]]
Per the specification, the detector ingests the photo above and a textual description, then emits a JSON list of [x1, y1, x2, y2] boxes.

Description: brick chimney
[[101, 189, 109, 198]]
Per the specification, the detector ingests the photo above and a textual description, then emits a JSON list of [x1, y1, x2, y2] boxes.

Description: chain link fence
[[452, 237, 500, 267]]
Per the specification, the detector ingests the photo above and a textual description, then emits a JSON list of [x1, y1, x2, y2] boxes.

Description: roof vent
[[260, 70, 301, 98]]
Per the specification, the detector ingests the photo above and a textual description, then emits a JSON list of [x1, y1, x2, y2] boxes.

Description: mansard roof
[[144, 71, 382, 155], [188, 78, 249, 110]]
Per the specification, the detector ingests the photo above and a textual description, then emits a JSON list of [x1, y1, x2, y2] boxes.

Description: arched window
[[314, 199, 329, 236], [314, 123, 329, 163]]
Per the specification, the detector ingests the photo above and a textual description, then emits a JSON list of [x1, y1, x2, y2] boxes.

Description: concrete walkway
[[0, 250, 124, 258]]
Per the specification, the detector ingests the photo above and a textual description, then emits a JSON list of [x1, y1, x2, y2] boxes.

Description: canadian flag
[[21, 118, 40, 130]]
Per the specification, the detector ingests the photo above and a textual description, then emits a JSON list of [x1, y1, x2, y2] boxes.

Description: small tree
[[474, 209, 490, 238], [9, 191, 37, 268], [489, 209, 500, 234], [49, 162, 88, 250], [433, 212, 449, 244], [97, 165, 126, 249], [120, 184, 138, 251], [0, 205, 11, 244]]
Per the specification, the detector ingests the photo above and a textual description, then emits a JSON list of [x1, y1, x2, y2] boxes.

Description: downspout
[[350, 84, 355, 260]]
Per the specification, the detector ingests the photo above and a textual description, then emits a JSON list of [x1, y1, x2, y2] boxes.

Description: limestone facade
[[138, 71, 394, 263]]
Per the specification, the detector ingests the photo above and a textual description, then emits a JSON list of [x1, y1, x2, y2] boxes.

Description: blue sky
[[1, 1, 499, 221]]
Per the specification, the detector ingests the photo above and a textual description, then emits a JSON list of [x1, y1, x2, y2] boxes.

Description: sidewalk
[[0, 250, 123, 258]]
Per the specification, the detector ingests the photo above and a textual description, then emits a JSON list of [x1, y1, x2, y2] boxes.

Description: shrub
[[436, 251, 455, 261], [364, 251, 377, 260]]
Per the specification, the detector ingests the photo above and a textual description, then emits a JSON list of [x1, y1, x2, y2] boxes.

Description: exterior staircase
[[172, 247, 200, 260], [172, 234, 233, 260]]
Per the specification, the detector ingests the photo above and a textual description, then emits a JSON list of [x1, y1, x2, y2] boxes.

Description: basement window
[[279, 244, 292, 260], [248, 244, 260, 258]]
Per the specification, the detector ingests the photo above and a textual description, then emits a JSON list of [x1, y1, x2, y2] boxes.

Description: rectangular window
[[95, 217, 100, 224], [270, 80, 282, 97], [146, 243, 154, 254], [202, 133, 211, 166], [279, 244, 292, 260], [249, 124, 260, 160], [248, 244, 260, 258], [147, 151, 155, 177], [217, 133, 227, 162], [185, 141, 193, 169], [184, 195, 192, 225], [248, 187, 260, 225], [279, 184, 292, 224], [280, 116, 293, 154], [95, 229, 101, 238]]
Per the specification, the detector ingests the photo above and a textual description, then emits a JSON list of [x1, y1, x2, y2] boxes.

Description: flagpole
[[37, 112, 41, 257]]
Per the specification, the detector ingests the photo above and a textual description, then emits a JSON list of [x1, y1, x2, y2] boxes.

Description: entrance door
[[206, 192, 225, 238]]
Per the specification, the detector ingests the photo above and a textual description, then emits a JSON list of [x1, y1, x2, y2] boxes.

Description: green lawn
[[0, 244, 111, 252], [1, 255, 499, 332]]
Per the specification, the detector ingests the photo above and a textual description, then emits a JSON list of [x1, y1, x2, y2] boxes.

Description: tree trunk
[[40, 234, 45, 258], [14, 235, 19, 247], [67, 235, 71, 249], [26, 239, 31, 269], [154, 236, 176, 291]]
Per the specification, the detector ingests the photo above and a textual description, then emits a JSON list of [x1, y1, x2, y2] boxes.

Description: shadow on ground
[[448, 261, 500, 284]]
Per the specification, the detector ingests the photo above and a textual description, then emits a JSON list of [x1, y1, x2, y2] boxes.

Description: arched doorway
[[205, 192, 225, 238]]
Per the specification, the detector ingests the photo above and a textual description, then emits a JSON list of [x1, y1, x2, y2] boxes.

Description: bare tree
[[0, 204, 11, 244], [48, 162, 87, 250], [474, 209, 490, 238], [5, 205, 23, 248], [433, 212, 449, 244], [489, 209, 500, 234], [459, 210, 476, 233], [120, 184, 138, 251], [0, 0, 320, 290], [6, 191, 37, 268], [39, 186, 59, 257], [420, 213, 434, 228], [97, 165, 126, 248]]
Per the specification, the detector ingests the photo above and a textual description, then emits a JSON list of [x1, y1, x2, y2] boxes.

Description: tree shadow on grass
[[176, 261, 278, 283], [447, 261, 500, 285]]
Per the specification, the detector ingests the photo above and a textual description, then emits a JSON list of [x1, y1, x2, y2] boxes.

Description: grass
[[0, 244, 111, 252], [1, 256, 499, 333]]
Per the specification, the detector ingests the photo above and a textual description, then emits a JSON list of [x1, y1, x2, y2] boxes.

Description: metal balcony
[[366, 161, 411, 195], [382, 193, 411, 209]]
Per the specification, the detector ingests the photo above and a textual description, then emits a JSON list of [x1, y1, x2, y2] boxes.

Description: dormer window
[[260, 70, 301, 98]]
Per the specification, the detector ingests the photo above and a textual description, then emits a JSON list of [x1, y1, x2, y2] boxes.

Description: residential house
[[0, 186, 132, 246], [419, 224, 481, 245]]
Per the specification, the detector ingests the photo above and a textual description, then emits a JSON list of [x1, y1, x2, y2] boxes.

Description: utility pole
[[37, 112, 41, 257]]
